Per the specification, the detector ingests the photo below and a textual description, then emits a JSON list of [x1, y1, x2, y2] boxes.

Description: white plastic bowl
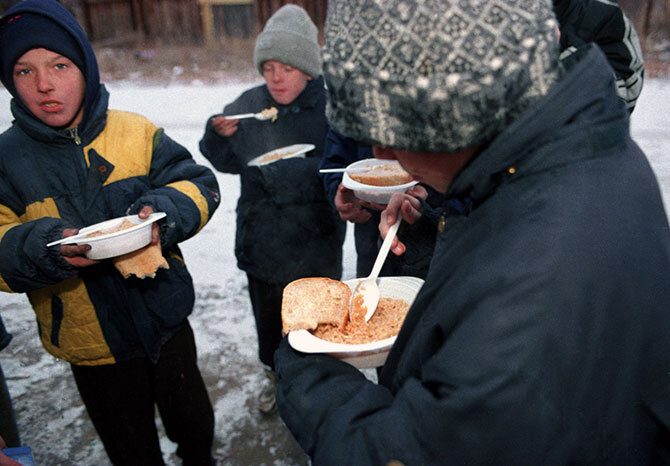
[[341, 159, 418, 205], [287, 276, 424, 369], [247, 143, 315, 167], [47, 212, 166, 260]]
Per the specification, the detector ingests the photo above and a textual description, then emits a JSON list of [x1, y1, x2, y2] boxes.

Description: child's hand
[[334, 183, 371, 223], [211, 115, 239, 137], [379, 192, 424, 256], [59, 228, 99, 268], [137, 206, 160, 245]]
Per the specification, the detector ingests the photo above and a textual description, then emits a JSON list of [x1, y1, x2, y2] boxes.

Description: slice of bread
[[281, 277, 352, 334], [113, 242, 169, 279], [349, 163, 413, 186]]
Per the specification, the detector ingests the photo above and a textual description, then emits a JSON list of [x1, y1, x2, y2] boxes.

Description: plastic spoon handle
[[46, 235, 85, 247], [369, 216, 402, 282], [224, 113, 256, 119], [318, 167, 371, 174]]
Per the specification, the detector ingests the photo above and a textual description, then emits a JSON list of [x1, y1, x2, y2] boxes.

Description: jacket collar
[[446, 44, 629, 204]]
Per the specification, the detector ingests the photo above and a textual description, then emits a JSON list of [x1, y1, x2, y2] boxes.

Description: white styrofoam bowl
[[341, 159, 418, 205], [287, 276, 424, 369], [48, 212, 166, 260]]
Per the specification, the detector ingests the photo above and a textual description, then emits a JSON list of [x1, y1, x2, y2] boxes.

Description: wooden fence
[[73, 0, 327, 46], [80, 0, 201, 45], [2, 1, 665, 49]]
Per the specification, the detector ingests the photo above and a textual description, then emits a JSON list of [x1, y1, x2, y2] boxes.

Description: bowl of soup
[[287, 276, 423, 368]]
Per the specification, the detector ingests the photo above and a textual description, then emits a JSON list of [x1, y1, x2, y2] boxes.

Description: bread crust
[[113, 242, 169, 279], [281, 277, 352, 334]]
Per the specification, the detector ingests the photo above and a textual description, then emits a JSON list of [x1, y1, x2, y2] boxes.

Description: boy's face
[[13, 48, 85, 129], [261, 60, 311, 105]]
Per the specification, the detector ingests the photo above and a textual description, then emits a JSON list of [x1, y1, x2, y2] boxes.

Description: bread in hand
[[113, 242, 169, 279]]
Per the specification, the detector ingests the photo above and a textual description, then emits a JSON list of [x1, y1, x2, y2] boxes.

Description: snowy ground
[[0, 76, 669, 465]]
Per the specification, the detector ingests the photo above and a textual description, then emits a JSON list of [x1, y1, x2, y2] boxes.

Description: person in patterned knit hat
[[273, 0, 670, 464]]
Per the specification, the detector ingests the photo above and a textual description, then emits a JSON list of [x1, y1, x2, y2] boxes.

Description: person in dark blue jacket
[[274, 1, 670, 464], [199, 4, 345, 414], [0, 1, 219, 463], [318, 128, 378, 278], [318, 127, 436, 280]]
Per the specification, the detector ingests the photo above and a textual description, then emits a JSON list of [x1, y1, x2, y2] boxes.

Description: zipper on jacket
[[63, 127, 82, 145]]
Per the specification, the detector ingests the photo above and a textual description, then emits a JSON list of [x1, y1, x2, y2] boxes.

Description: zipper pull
[[64, 127, 82, 145]]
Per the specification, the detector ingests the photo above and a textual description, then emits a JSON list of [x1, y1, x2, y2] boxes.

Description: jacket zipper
[[63, 127, 82, 145], [62, 127, 89, 187]]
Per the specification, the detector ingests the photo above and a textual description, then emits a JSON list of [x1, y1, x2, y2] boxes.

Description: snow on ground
[[0, 76, 668, 464]]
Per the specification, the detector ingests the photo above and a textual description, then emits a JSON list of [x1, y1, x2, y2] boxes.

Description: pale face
[[373, 146, 481, 193], [261, 60, 312, 105], [13, 48, 85, 129]]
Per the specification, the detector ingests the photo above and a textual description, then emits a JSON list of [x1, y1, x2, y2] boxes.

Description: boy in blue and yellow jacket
[[0, 1, 219, 463]]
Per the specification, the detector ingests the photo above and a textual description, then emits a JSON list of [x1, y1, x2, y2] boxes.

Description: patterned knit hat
[[254, 4, 321, 79], [323, 0, 560, 152]]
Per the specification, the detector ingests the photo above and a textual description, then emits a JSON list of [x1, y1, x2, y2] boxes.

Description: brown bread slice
[[281, 277, 352, 334]]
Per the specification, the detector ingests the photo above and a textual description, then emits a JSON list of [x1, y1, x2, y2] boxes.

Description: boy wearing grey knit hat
[[199, 5, 345, 415], [254, 3, 321, 81], [273, 0, 670, 463]]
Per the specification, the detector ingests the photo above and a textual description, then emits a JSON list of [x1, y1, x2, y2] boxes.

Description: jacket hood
[[0, 0, 102, 129]]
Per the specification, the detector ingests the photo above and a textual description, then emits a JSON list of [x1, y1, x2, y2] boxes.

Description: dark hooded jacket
[[274, 45, 670, 465], [199, 77, 345, 284], [554, 0, 644, 111], [0, 0, 220, 365]]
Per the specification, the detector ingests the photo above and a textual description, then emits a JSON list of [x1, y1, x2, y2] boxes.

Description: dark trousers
[[247, 274, 285, 370], [0, 363, 20, 447], [71, 322, 214, 466]]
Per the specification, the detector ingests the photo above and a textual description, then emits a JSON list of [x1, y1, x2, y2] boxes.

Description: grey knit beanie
[[323, 0, 561, 152], [254, 4, 321, 79]]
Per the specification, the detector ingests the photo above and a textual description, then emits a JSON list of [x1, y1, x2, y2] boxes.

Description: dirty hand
[[334, 183, 372, 223], [379, 192, 424, 256], [138, 205, 160, 245], [406, 184, 429, 200], [59, 228, 99, 267], [211, 115, 239, 137]]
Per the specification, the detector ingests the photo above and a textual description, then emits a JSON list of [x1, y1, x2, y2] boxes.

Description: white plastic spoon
[[318, 167, 373, 174], [350, 216, 402, 322], [224, 108, 277, 121]]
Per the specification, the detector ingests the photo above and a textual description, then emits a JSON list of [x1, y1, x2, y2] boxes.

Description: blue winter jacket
[[0, 0, 220, 365], [275, 45, 670, 465]]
